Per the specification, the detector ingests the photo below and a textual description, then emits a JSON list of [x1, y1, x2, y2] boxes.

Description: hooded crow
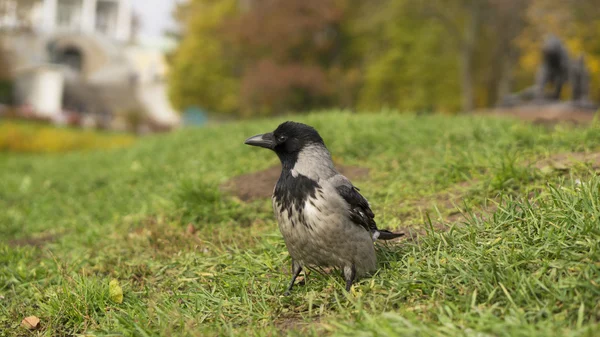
[[245, 121, 403, 293]]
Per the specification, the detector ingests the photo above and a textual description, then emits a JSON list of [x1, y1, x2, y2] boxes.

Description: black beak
[[244, 132, 276, 149]]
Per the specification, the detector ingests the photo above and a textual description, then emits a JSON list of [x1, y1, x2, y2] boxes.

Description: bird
[[244, 121, 403, 293]]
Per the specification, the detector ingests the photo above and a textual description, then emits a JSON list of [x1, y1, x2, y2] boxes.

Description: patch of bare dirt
[[488, 103, 598, 125], [532, 152, 600, 171], [8, 233, 58, 248], [274, 316, 320, 335], [126, 216, 205, 256], [222, 163, 370, 202], [400, 180, 475, 221]]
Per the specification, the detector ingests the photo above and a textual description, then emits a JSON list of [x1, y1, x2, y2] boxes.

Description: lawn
[[1, 111, 599, 336]]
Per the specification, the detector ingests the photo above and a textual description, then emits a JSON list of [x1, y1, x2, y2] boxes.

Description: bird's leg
[[284, 260, 302, 295], [343, 265, 356, 292]]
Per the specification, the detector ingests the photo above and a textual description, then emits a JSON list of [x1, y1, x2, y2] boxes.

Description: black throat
[[276, 151, 299, 172], [273, 166, 321, 228]]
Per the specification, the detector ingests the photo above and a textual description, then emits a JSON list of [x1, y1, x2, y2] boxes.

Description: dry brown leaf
[[21, 316, 40, 330], [186, 223, 197, 235]]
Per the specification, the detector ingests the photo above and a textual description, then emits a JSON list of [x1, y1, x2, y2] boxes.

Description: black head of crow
[[245, 121, 403, 293], [244, 122, 323, 167]]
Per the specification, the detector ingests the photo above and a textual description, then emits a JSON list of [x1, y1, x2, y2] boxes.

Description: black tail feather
[[376, 229, 405, 240]]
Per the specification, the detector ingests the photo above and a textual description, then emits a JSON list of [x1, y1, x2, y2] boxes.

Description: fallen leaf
[[21, 316, 40, 330], [186, 223, 196, 235], [109, 279, 123, 304]]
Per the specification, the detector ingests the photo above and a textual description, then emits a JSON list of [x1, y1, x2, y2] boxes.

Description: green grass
[[1, 111, 599, 336]]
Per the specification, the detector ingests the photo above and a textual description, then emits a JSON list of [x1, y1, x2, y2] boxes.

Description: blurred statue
[[497, 34, 597, 110], [535, 35, 570, 101], [570, 55, 589, 102]]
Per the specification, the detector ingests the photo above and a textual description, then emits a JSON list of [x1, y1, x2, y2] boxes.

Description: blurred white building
[[0, 0, 180, 131], [1, 0, 131, 41]]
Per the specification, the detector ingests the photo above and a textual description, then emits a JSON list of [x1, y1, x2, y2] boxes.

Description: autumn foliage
[[168, 0, 600, 117], [0, 121, 134, 153]]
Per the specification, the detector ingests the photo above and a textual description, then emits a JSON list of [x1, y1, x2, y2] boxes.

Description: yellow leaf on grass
[[109, 279, 123, 304], [21, 316, 40, 330]]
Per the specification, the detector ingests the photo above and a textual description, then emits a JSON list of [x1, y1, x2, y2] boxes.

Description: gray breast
[[273, 182, 377, 276]]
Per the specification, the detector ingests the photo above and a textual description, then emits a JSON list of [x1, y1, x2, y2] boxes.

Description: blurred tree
[[419, 0, 487, 112], [168, 0, 240, 115], [168, 0, 600, 116], [355, 0, 460, 113], [572, 1, 600, 101], [223, 0, 342, 116], [478, 0, 530, 106]]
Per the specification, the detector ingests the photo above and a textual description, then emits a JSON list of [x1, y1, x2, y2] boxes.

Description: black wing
[[336, 184, 377, 233], [336, 182, 405, 240]]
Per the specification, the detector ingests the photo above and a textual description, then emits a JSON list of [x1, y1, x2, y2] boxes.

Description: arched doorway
[[46, 33, 114, 78], [51, 46, 84, 73]]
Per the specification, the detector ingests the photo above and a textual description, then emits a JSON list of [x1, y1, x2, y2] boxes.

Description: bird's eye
[[277, 135, 287, 143]]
